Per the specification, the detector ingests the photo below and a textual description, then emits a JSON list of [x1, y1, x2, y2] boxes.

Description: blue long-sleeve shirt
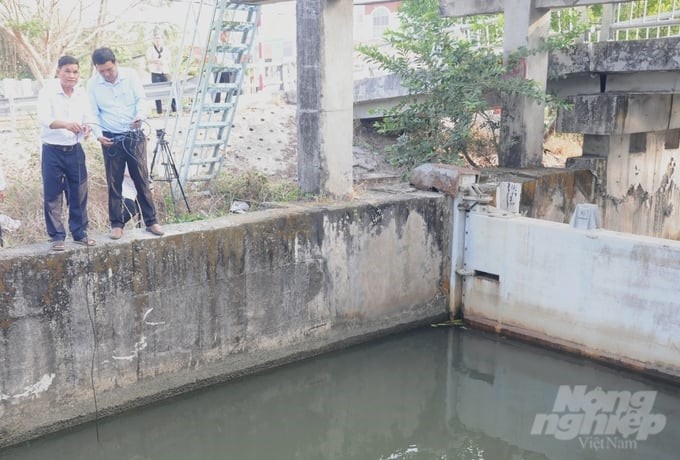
[[88, 66, 148, 137]]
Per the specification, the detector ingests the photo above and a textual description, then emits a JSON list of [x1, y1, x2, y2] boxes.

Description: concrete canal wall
[[3, 170, 680, 449], [0, 191, 451, 448], [456, 206, 680, 382]]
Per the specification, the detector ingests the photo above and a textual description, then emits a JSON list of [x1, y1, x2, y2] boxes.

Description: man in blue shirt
[[88, 47, 164, 239]]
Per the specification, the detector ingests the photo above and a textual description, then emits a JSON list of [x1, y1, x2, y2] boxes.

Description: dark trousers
[[151, 72, 177, 114], [41, 143, 89, 241], [102, 132, 157, 229], [214, 72, 232, 103]]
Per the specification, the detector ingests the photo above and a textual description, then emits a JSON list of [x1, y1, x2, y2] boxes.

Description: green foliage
[[357, 0, 556, 171], [462, 13, 504, 49], [611, 1, 680, 39], [546, 9, 591, 48], [7, 18, 47, 39]]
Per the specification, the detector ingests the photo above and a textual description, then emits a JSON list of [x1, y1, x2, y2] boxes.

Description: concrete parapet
[[557, 93, 680, 135], [353, 73, 410, 120], [0, 192, 451, 448], [479, 167, 597, 224], [548, 38, 680, 96], [550, 37, 680, 76], [482, 156, 680, 241], [353, 73, 408, 104]]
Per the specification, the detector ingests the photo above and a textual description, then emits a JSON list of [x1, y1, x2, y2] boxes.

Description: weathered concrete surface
[[482, 157, 680, 241], [480, 168, 597, 224], [549, 37, 680, 241], [548, 38, 680, 97], [550, 37, 680, 76], [556, 93, 680, 240], [557, 93, 680, 135], [353, 73, 410, 120], [0, 191, 451, 448], [458, 207, 680, 382], [410, 163, 479, 196], [498, 0, 550, 168], [597, 132, 680, 240], [296, 0, 353, 196], [478, 155, 680, 241]]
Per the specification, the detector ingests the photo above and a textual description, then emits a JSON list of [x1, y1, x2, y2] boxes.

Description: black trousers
[[214, 72, 232, 103], [151, 72, 177, 114], [101, 132, 157, 229], [41, 143, 89, 241]]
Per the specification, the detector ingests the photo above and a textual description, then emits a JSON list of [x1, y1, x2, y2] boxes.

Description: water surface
[[2, 327, 678, 459]]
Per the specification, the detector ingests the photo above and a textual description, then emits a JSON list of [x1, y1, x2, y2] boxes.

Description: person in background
[[89, 47, 164, 239], [0, 164, 6, 248], [0, 165, 5, 247], [37, 55, 96, 251], [146, 32, 177, 115], [121, 166, 143, 227], [0, 165, 5, 202], [214, 30, 233, 105]]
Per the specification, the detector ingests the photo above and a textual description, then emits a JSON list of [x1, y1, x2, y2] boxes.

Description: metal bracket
[[458, 183, 492, 211]]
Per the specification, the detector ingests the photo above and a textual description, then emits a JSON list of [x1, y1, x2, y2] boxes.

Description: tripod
[[150, 129, 191, 213]]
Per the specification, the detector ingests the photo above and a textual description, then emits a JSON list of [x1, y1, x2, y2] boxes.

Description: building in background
[[353, 0, 402, 79], [250, 0, 403, 93], [353, 0, 402, 44], [252, 2, 297, 93]]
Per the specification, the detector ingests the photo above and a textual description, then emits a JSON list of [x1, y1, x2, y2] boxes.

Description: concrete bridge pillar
[[439, 0, 550, 167], [499, 0, 550, 167], [558, 93, 680, 238], [296, 0, 354, 196]]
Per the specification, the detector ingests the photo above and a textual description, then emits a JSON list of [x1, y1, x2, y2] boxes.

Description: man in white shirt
[[37, 55, 96, 251], [146, 32, 177, 114]]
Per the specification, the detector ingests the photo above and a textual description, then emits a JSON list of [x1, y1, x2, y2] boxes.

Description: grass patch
[[157, 169, 307, 225], [216, 169, 306, 204]]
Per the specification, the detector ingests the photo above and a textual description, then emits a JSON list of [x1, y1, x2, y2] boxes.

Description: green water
[[2, 327, 678, 459]]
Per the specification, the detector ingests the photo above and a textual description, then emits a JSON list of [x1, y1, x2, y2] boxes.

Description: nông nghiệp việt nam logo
[[531, 385, 666, 448]]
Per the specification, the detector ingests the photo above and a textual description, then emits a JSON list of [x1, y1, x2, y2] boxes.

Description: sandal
[[73, 236, 96, 247], [51, 241, 65, 251]]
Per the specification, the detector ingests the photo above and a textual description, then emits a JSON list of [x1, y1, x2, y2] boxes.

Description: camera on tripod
[[150, 127, 191, 213]]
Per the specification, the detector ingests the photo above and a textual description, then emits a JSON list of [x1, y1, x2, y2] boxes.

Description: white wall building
[[252, 0, 404, 89]]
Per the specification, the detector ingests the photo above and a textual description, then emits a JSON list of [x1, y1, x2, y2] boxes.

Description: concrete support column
[[296, 0, 353, 196], [582, 134, 621, 158], [499, 0, 550, 168]]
